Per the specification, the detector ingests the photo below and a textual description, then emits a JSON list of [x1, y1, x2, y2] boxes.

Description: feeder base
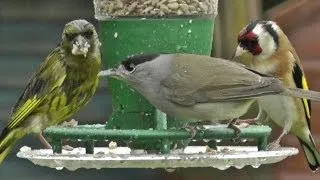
[[17, 146, 298, 171]]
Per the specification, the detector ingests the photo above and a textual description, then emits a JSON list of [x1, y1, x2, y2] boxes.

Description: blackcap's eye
[[128, 63, 136, 72], [123, 62, 135, 72], [83, 30, 93, 39], [66, 33, 76, 41]]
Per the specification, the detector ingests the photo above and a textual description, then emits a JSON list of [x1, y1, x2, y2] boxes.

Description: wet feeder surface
[[17, 145, 298, 171]]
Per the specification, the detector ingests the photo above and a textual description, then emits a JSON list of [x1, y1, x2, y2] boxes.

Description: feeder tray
[[17, 145, 298, 171], [17, 124, 299, 170]]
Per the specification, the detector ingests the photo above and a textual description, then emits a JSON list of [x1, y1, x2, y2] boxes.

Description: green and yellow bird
[[0, 19, 101, 164]]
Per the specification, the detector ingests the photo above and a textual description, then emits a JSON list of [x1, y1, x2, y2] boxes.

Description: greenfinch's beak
[[232, 44, 249, 60], [72, 35, 90, 57]]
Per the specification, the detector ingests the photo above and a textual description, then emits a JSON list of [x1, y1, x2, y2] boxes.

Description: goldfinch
[[234, 20, 319, 171], [0, 19, 101, 165]]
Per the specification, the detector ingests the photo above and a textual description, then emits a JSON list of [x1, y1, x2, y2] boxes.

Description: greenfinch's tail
[[297, 132, 320, 172], [0, 127, 24, 165]]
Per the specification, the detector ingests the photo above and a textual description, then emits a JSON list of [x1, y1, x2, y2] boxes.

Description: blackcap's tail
[[284, 88, 320, 101]]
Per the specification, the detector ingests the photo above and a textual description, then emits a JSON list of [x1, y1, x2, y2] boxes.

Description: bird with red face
[[233, 20, 320, 172]]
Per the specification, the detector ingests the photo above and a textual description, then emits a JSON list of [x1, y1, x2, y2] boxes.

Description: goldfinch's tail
[[0, 127, 24, 165], [297, 132, 320, 172]]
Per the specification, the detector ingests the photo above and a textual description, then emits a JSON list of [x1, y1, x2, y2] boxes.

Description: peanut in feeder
[[17, 0, 299, 170]]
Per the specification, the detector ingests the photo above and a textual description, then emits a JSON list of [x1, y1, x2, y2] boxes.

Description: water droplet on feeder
[[56, 167, 64, 170], [203, 139, 210, 142], [252, 164, 260, 168], [235, 165, 245, 169], [215, 139, 222, 143], [188, 29, 192, 33], [180, 24, 184, 27], [165, 168, 176, 173], [189, 19, 193, 23], [217, 166, 229, 170], [114, 32, 118, 38], [241, 139, 247, 143]]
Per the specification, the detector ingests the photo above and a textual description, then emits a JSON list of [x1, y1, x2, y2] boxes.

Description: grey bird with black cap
[[99, 53, 320, 136]]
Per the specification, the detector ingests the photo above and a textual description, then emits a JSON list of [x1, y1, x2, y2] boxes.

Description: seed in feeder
[[159, 0, 168, 5], [176, 9, 183, 15], [167, 2, 179, 9], [199, 2, 208, 12], [141, 6, 154, 14], [115, 0, 124, 9], [152, 0, 158, 6], [143, 0, 152, 5], [188, 5, 196, 11], [168, 0, 177, 3], [127, 1, 138, 12], [150, 8, 161, 15], [159, 10, 165, 16], [160, 4, 170, 13], [179, 3, 189, 12], [137, 4, 147, 9], [107, 2, 115, 14], [114, 32, 118, 38]]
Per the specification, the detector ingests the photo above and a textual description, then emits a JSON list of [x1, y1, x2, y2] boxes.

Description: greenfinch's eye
[[66, 33, 76, 41], [83, 30, 93, 39]]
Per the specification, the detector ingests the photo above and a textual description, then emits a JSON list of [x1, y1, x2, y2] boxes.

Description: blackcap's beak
[[232, 44, 248, 60], [72, 35, 90, 57], [98, 68, 117, 77]]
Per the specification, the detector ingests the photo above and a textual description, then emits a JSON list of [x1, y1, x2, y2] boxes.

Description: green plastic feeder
[[98, 0, 217, 151]]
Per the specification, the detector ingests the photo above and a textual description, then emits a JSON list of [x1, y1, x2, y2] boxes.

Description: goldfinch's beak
[[232, 45, 248, 60], [72, 35, 90, 57]]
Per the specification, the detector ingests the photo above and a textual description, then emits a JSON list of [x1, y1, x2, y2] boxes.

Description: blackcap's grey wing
[[160, 54, 285, 105]]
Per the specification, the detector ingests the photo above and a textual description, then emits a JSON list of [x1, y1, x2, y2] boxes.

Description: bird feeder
[[17, 0, 298, 170]]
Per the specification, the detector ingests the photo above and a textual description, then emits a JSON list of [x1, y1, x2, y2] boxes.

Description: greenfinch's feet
[[37, 133, 52, 149]]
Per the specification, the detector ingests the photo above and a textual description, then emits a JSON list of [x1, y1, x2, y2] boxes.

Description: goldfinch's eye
[[66, 33, 76, 41], [250, 39, 258, 44], [83, 30, 93, 39]]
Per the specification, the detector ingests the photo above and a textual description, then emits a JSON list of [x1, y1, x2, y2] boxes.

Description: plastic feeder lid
[[93, 0, 219, 19]]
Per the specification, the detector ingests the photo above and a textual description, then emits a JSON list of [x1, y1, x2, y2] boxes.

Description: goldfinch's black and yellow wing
[[8, 47, 66, 130], [290, 51, 311, 129]]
